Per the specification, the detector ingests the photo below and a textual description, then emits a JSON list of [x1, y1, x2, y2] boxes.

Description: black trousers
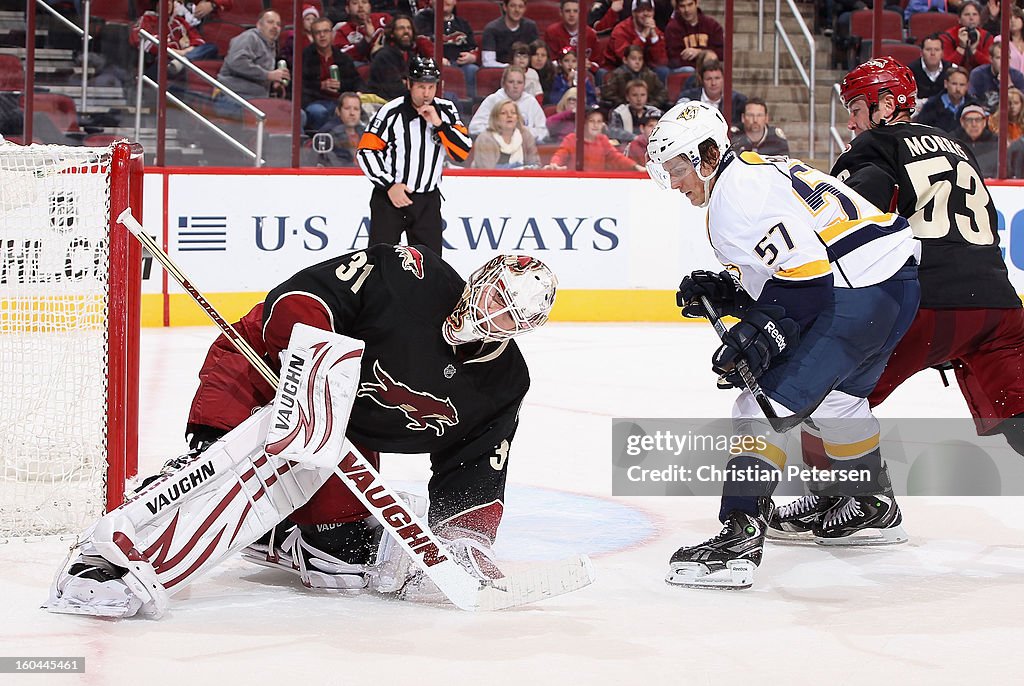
[[368, 186, 443, 255]]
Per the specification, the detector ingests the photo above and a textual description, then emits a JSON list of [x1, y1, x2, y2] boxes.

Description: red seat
[[908, 11, 959, 43], [0, 54, 24, 91], [849, 9, 904, 43], [245, 97, 297, 135], [185, 58, 223, 96], [89, 0, 135, 21], [200, 21, 246, 56], [458, 1, 502, 30], [527, 4, 562, 31], [20, 93, 80, 134], [441, 65, 468, 99], [475, 67, 505, 97], [593, 35, 610, 65], [357, 63, 371, 84], [267, 0, 321, 20], [219, 0, 266, 25], [542, 103, 557, 116], [666, 71, 689, 104], [882, 41, 923, 69]]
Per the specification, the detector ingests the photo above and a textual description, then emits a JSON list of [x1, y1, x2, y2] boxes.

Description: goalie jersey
[[707, 151, 918, 300], [188, 243, 529, 470], [831, 121, 1020, 310]]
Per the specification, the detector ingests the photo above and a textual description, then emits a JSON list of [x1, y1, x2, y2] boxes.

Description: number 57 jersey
[[706, 151, 918, 300], [832, 121, 1019, 309]]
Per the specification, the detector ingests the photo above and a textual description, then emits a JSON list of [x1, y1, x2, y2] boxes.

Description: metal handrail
[[140, 75, 263, 164], [828, 83, 850, 168], [758, 0, 764, 52], [34, 0, 90, 112], [135, 28, 266, 167], [773, 0, 816, 158]]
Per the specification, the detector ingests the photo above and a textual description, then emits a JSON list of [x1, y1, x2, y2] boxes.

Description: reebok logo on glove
[[763, 320, 786, 352]]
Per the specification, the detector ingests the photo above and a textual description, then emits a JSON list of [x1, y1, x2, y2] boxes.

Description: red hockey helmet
[[839, 56, 917, 112]]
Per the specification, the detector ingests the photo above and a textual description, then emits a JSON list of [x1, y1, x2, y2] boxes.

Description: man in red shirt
[[602, 0, 668, 82], [544, 0, 600, 71], [333, 0, 392, 62], [664, 0, 723, 72]]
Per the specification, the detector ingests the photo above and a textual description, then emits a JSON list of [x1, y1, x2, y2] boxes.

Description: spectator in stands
[[676, 56, 746, 122], [282, 4, 321, 63], [1005, 8, 1024, 73], [625, 110, 658, 164], [601, 44, 669, 108], [1009, 131, 1024, 176], [303, 17, 363, 131], [470, 66, 549, 141], [546, 87, 578, 141], [940, 1, 995, 71], [322, 0, 349, 24], [590, 0, 631, 35], [174, 1, 233, 30], [367, 15, 432, 100], [954, 103, 998, 175], [969, 40, 1024, 108], [333, 0, 391, 63], [607, 79, 662, 142], [482, 0, 540, 67], [509, 42, 543, 98], [664, 0, 723, 73], [472, 100, 541, 168], [603, 0, 669, 82], [414, 0, 480, 98], [545, 0, 600, 71], [530, 40, 557, 94], [914, 65, 971, 131], [980, 0, 1001, 35], [214, 9, 288, 117], [546, 106, 645, 170], [131, 0, 218, 79], [989, 86, 1024, 141], [371, 0, 415, 13], [905, 0, 959, 24], [314, 91, 366, 165], [547, 47, 598, 105], [729, 97, 789, 156], [910, 34, 954, 103]]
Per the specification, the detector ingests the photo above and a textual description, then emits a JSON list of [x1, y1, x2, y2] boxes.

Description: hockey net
[[0, 141, 142, 538]]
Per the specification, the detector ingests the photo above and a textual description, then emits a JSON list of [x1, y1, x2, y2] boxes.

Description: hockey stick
[[700, 296, 828, 434], [116, 209, 594, 611]]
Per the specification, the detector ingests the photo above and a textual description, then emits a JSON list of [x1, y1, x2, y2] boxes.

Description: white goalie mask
[[645, 101, 731, 208], [443, 255, 558, 344]]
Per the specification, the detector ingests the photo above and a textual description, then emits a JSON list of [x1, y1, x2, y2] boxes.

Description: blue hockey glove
[[711, 306, 799, 385], [677, 270, 752, 319]]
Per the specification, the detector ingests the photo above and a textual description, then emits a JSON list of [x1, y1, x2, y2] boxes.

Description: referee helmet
[[409, 56, 441, 83]]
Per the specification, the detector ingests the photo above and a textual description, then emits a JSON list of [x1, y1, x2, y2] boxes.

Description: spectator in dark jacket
[[414, 0, 481, 98], [368, 14, 431, 100], [909, 34, 954, 104], [601, 44, 669, 108], [312, 92, 366, 166], [914, 65, 972, 132], [729, 97, 789, 156], [303, 17, 363, 131], [968, 41, 1024, 109], [481, 0, 539, 67], [954, 104, 998, 177], [675, 56, 746, 124]]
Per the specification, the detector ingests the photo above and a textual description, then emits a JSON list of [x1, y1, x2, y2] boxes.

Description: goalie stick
[[700, 296, 830, 434], [115, 208, 594, 611]]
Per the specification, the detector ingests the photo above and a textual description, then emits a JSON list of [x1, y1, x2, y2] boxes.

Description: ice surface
[[2, 324, 1021, 685]]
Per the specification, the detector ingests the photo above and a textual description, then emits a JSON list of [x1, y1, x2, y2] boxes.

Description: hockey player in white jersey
[[646, 101, 921, 589]]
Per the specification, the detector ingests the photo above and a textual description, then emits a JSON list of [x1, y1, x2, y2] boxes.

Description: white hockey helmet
[[443, 255, 558, 344], [646, 101, 731, 206]]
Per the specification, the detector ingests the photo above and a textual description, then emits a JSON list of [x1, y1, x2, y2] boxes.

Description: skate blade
[[665, 560, 755, 590], [765, 529, 817, 545], [43, 597, 137, 619], [814, 525, 909, 547]]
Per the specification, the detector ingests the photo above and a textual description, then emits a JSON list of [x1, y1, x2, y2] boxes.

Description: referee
[[357, 57, 472, 255]]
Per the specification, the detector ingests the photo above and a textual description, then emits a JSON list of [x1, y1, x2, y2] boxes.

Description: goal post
[[0, 140, 143, 537]]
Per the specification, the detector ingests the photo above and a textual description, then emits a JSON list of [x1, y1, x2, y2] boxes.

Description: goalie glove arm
[[262, 292, 338, 365]]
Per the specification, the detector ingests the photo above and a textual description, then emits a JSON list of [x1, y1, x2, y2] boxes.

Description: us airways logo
[[395, 245, 425, 278], [253, 215, 329, 251], [357, 361, 459, 436], [177, 216, 227, 252]]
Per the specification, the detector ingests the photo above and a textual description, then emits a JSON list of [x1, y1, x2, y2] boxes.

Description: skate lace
[[778, 495, 820, 518], [824, 498, 862, 528]]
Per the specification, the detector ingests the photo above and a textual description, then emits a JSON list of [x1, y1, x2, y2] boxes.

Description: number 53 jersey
[[706, 151, 918, 300], [832, 122, 1019, 309]]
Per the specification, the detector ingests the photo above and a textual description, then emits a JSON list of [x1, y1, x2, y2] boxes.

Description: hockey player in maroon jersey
[[769, 57, 1024, 543], [51, 245, 558, 611]]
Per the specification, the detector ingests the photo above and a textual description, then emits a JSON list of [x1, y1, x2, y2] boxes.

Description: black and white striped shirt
[[357, 95, 472, 193]]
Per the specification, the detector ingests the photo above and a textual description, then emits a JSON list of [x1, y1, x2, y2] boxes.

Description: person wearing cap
[[602, 0, 668, 82], [281, 3, 322, 62], [954, 104, 998, 176], [357, 56, 472, 255], [302, 15, 364, 131]]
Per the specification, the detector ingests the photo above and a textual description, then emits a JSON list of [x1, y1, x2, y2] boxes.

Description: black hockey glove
[[711, 305, 799, 387], [676, 270, 753, 319]]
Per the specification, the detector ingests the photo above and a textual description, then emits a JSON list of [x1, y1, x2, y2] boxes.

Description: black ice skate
[[666, 499, 771, 590], [813, 494, 908, 546], [766, 494, 842, 543]]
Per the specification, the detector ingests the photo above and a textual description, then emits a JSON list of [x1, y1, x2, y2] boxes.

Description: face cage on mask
[[454, 263, 543, 342]]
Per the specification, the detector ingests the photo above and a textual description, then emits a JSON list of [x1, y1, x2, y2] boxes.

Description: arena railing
[[772, 0, 816, 159]]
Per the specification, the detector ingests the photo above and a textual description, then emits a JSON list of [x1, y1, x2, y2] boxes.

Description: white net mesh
[[0, 143, 114, 537]]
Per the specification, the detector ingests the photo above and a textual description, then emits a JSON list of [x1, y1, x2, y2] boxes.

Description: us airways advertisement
[[135, 172, 1024, 324]]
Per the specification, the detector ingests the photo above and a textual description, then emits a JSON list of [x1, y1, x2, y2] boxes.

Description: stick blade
[[454, 554, 595, 612]]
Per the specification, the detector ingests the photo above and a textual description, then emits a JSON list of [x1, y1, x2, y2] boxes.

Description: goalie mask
[[646, 101, 730, 208], [443, 255, 558, 344]]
